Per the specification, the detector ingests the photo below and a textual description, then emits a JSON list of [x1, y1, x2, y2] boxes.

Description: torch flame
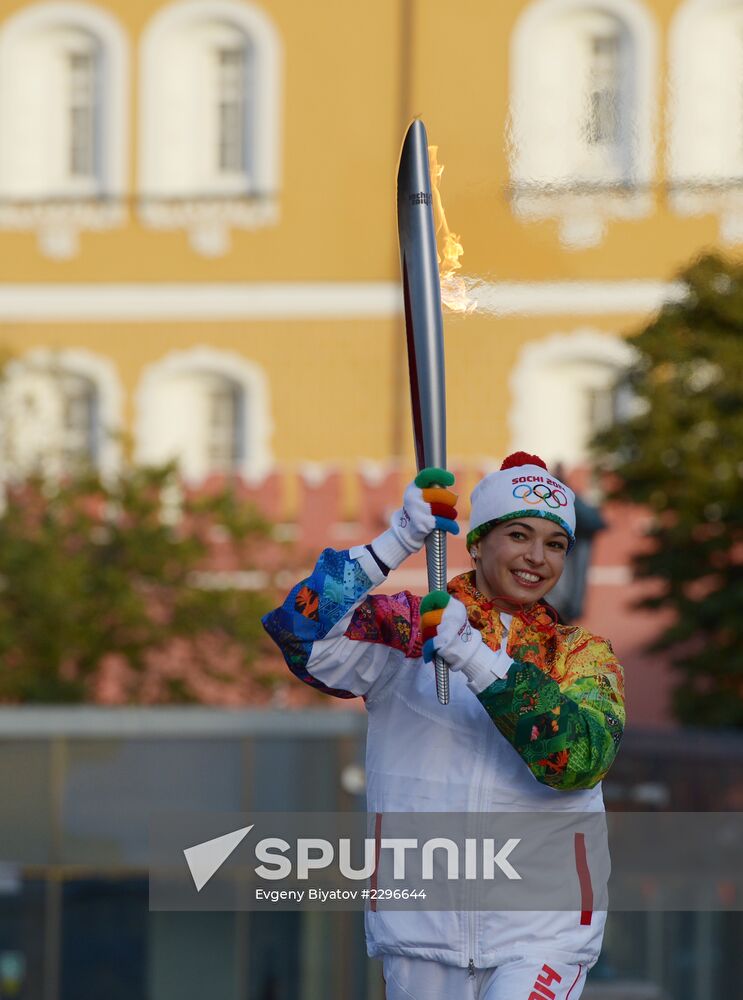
[[428, 145, 476, 313]]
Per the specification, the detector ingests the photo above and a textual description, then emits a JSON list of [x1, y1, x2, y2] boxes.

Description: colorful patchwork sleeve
[[476, 633, 625, 791], [261, 546, 412, 699]]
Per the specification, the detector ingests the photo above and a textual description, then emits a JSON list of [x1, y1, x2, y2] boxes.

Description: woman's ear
[[469, 547, 478, 560]]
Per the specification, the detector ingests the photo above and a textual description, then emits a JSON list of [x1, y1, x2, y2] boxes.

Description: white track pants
[[382, 955, 588, 1000]]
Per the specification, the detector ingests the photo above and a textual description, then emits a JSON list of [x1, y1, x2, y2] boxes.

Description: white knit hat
[[467, 452, 576, 550]]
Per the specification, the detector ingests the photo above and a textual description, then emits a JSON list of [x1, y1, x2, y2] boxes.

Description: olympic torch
[[396, 119, 450, 706]]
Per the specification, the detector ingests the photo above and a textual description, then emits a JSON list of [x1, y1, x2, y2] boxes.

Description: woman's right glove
[[369, 467, 459, 570], [420, 591, 513, 693]]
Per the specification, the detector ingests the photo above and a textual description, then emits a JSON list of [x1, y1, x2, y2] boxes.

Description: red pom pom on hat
[[500, 451, 548, 471]]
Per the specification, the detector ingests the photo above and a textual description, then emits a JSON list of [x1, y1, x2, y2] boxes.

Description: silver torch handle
[[425, 529, 449, 705]]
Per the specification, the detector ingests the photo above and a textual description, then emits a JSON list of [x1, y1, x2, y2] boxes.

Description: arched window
[[1, 349, 123, 478], [509, 330, 636, 468], [0, 3, 129, 256], [139, 0, 282, 255], [134, 349, 272, 481], [513, 8, 631, 187], [668, 0, 743, 243], [510, 0, 656, 247]]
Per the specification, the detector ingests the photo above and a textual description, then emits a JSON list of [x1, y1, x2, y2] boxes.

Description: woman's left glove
[[420, 591, 512, 693], [369, 467, 459, 571]]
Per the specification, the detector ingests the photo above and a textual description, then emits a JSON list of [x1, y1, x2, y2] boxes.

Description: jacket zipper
[[468, 613, 506, 972], [468, 691, 492, 974], [467, 751, 482, 972]]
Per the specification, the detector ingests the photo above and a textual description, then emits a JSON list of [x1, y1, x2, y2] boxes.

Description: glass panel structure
[[68, 50, 97, 179], [217, 47, 247, 174], [0, 714, 735, 997]]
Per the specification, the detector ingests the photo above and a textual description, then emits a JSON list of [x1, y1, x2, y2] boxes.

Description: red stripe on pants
[[574, 832, 593, 926]]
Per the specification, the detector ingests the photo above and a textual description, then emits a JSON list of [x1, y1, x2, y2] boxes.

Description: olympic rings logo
[[512, 484, 568, 509]]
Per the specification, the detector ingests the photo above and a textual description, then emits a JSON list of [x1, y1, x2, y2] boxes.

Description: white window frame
[[216, 44, 251, 178], [668, 0, 743, 244], [0, 2, 129, 258], [584, 29, 624, 152], [1, 347, 123, 480], [203, 372, 244, 473], [67, 41, 99, 184], [133, 347, 273, 483], [509, 0, 657, 248], [508, 328, 637, 469], [138, 0, 282, 256]]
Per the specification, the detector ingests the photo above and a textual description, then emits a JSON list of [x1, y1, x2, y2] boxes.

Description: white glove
[[369, 469, 458, 570], [421, 593, 513, 694]]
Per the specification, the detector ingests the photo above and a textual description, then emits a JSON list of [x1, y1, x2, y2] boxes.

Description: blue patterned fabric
[[262, 548, 374, 698]]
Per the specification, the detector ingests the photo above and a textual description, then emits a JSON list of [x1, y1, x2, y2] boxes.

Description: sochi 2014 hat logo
[[511, 475, 568, 510]]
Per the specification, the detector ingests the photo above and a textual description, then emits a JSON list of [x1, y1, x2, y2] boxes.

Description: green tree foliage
[[0, 464, 273, 703], [592, 252, 743, 726]]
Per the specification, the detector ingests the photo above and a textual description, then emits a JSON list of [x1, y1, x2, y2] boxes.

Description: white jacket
[[262, 545, 625, 969]]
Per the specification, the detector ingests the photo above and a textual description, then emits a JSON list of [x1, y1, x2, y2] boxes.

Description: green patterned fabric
[[476, 661, 624, 791], [448, 571, 625, 792]]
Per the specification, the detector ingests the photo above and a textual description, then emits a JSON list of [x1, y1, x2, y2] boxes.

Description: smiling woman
[[471, 518, 569, 606], [262, 451, 626, 999], [466, 452, 573, 611]]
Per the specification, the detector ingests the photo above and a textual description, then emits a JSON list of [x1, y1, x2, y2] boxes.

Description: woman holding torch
[[262, 451, 625, 999]]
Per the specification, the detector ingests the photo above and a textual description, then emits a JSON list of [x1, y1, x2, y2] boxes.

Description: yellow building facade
[[0, 0, 738, 498], [0, 0, 739, 566]]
